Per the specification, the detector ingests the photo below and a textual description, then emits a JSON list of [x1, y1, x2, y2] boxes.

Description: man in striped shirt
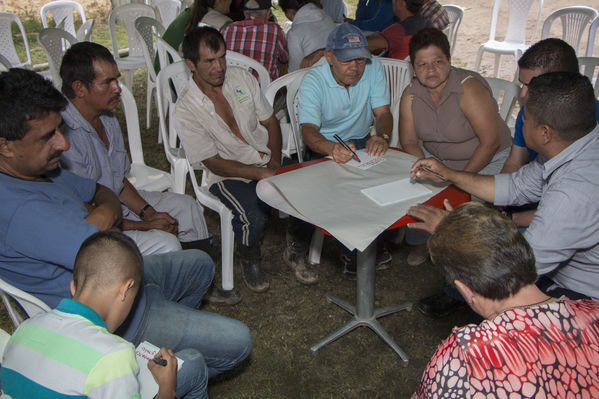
[[221, 0, 288, 81], [1, 232, 206, 398]]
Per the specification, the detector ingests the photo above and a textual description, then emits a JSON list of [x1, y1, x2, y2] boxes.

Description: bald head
[[73, 231, 143, 296]]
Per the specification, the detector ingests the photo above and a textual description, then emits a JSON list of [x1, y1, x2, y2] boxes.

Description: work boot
[[284, 239, 318, 285], [237, 245, 269, 293], [204, 284, 242, 305]]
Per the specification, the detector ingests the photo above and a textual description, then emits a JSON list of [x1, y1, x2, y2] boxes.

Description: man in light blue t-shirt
[[297, 23, 393, 277]]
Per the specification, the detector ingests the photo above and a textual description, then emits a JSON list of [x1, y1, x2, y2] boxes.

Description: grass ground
[[2, 5, 472, 398]]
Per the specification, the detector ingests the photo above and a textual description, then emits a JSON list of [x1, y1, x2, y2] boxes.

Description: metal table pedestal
[[310, 241, 412, 366]]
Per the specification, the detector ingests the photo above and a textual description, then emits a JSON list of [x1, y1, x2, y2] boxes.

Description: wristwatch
[[379, 133, 390, 142]]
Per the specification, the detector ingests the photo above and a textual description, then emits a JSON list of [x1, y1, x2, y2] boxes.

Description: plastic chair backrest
[[484, 76, 520, 123], [0, 53, 11, 71], [579, 56, 599, 98], [151, 0, 181, 27], [135, 16, 165, 82], [488, 0, 543, 45], [40, 0, 86, 37], [108, 3, 156, 61], [0, 12, 32, 69], [587, 17, 599, 57], [225, 50, 271, 89], [156, 36, 182, 69], [120, 83, 145, 165], [0, 277, 51, 328], [264, 68, 310, 161], [442, 5, 464, 56], [377, 57, 412, 147], [38, 27, 78, 87], [76, 18, 94, 41], [541, 6, 598, 55]]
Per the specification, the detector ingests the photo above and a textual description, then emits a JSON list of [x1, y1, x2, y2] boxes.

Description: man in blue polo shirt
[[298, 23, 393, 277]]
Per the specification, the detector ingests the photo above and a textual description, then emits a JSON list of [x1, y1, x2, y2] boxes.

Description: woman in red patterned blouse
[[413, 202, 599, 398]]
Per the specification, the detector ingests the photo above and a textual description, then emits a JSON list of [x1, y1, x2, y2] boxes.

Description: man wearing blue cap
[[298, 23, 393, 277]]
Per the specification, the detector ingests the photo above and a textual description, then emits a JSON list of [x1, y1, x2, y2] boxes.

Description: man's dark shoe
[[240, 258, 270, 293], [416, 293, 466, 318], [284, 246, 318, 285], [204, 285, 242, 305]]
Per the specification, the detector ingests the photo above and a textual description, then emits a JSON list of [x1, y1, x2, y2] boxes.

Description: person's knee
[[175, 348, 209, 398], [183, 249, 216, 282]]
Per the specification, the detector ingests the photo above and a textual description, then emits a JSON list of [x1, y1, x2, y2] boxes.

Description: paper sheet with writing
[[329, 149, 385, 170], [257, 150, 448, 252], [135, 341, 184, 399]]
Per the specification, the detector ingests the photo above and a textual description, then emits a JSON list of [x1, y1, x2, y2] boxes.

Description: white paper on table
[[345, 150, 385, 170], [135, 341, 184, 399], [361, 178, 432, 206], [257, 150, 448, 252]]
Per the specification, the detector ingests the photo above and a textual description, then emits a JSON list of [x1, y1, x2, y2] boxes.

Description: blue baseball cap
[[326, 23, 371, 62]]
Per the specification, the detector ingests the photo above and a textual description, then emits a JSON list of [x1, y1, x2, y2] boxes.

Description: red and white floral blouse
[[413, 298, 599, 398]]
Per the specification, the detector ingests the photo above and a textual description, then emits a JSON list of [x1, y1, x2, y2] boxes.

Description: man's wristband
[[138, 204, 152, 220]]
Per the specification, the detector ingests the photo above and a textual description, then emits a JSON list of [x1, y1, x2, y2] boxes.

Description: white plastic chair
[[151, 0, 181, 27], [120, 83, 174, 192], [0, 53, 11, 71], [0, 12, 32, 69], [75, 18, 94, 41], [474, 0, 544, 77], [38, 27, 78, 88], [442, 4, 464, 57], [156, 61, 235, 293], [587, 16, 599, 57], [377, 57, 412, 148], [108, 3, 156, 89], [263, 68, 310, 162], [40, 0, 87, 38], [135, 16, 165, 130], [579, 56, 599, 98], [156, 36, 182, 69], [484, 76, 520, 124], [0, 277, 51, 328], [226, 50, 271, 90], [540, 6, 598, 56]]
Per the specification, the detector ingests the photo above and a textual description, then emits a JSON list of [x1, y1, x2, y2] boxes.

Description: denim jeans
[[131, 250, 252, 398]]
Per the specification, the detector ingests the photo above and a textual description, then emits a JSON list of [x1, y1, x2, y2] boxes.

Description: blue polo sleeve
[[298, 70, 323, 128]]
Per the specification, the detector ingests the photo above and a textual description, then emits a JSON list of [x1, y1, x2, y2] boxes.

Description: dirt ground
[[0, 0, 598, 398]]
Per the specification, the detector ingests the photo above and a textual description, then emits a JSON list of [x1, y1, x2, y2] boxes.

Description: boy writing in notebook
[[1, 232, 205, 398]]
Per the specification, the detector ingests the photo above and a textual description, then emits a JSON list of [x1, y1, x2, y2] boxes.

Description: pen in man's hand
[[333, 134, 361, 163], [418, 165, 447, 181], [152, 357, 167, 366]]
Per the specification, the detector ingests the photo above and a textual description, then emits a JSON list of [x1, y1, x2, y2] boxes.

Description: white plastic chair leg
[[220, 209, 235, 291], [308, 230, 324, 265], [474, 46, 484, 72], [123, 69, 133, 89], [146, 75, 152, 129], [493, 53, 501, 77]]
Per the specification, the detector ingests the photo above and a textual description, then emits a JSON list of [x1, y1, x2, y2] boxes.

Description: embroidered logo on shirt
[[234, 87, 251, 104]]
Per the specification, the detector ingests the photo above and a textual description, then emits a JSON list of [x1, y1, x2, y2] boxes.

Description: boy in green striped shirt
[[1, 231, 177, 399]]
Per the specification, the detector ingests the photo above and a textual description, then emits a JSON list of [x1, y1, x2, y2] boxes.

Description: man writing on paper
[[297, 23, 394, 278], [2, 232, 207, 399], [408, 72, 599, 301]]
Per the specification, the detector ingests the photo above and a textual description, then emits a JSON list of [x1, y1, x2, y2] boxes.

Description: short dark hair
[[182, 26, 226, 64], [526, 72, 596, 142], [428, 202, 537, 300], [60, 42, 116, 99], [518, 38, 579, 74], [0, 68, 67, 141], [73, 231, 144, 293], [278, 0, 300, 12], [408, 28, 450, 66]]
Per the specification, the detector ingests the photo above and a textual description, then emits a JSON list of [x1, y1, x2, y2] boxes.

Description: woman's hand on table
[[410, 158, 449, 182]]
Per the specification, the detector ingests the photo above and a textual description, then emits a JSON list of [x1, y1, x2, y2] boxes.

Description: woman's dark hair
[[185, 0, 213, 36], [428, 202, 537, 300], [408, 28, 450, 66]]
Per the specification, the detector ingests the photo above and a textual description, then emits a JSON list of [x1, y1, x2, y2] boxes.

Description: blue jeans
[[132, 250, 252, 398]]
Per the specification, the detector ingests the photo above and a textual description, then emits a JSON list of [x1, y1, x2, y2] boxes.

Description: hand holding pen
[[332, 134, 361, 163], [410, 158, 448, 182]]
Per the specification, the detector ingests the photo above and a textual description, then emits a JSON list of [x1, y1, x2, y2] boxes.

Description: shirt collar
[[541, 124, 599, 180], [61, 100, 111, 137], [56, 298, 108, 330]]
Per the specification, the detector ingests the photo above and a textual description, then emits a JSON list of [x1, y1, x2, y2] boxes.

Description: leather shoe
[[240, 258, 270, 293], [204, 285, 242, 305], [417, 293, 466, 318]]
